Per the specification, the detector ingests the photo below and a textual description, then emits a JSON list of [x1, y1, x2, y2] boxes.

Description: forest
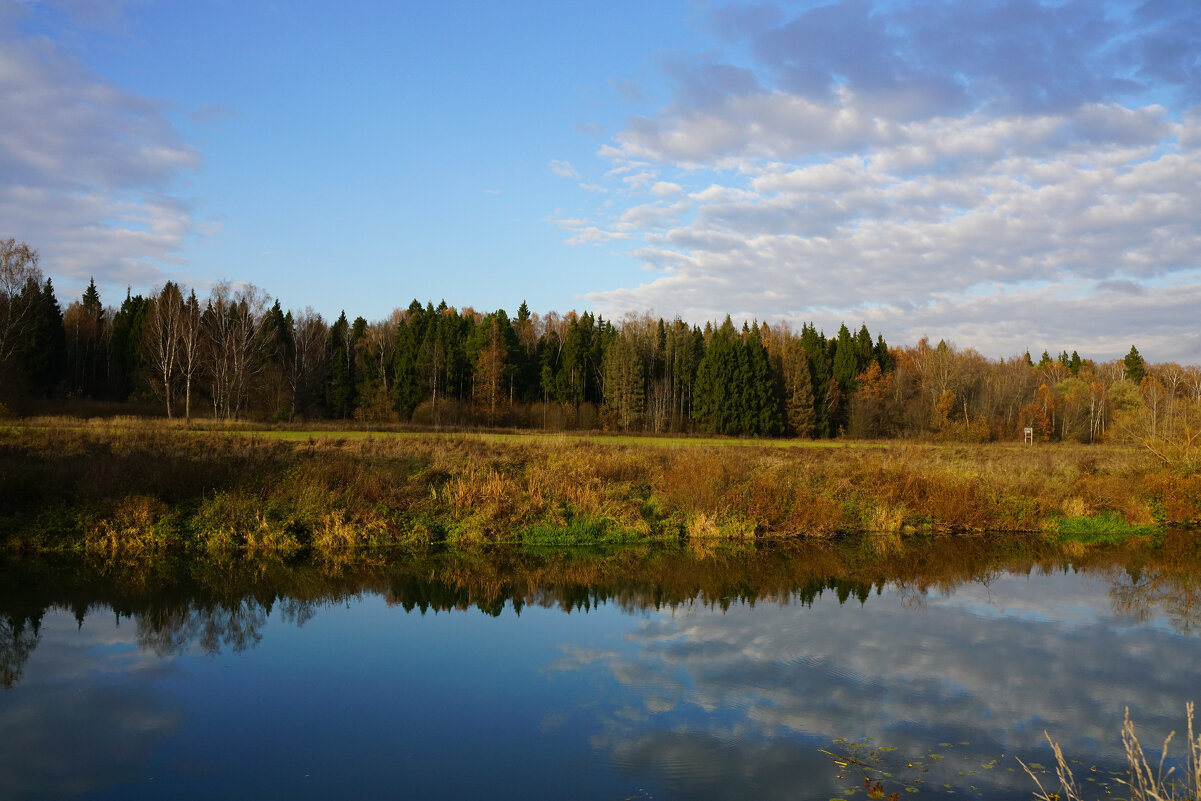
[[3, 238, 1199, 446]]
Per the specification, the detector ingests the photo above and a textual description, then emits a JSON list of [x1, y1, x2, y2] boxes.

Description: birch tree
[[0, 239, 41, 366], [144, 282, 185, 418], [179, 290, 203, 422]]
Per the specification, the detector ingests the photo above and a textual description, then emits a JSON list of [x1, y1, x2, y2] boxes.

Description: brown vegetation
[[1, 418, 1197, 553], [1025, 704, 1201, 801]]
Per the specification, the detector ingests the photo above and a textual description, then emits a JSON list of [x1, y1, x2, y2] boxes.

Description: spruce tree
[[328, 312, 356, 418], [1123, 345, 1146, 384], [108, 289, 148, 400], [800, 323, 832, 437], [21, 278, 66, 396], [832, 324, 858, 393], [392, 310, 423, 419], [782, 340, 816, 437], [744, 325, 782, 435], [874, 333, 892, 372], [694, 317, 740, 434]]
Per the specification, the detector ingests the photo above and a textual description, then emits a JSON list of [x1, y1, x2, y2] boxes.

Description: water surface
[[2, 538, 1199, 799]]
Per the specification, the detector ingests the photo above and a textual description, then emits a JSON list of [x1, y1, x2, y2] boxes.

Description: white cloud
[[621, 170, 658, 189], [548, 158, 579, 179], [568, 227, 629, 246], [614, 200, 690, 232], [559, 1, 1201, 362], [0, 3, 201, 298]]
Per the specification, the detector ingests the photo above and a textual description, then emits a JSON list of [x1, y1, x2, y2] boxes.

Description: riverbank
[[2, 419, 1199, 553]]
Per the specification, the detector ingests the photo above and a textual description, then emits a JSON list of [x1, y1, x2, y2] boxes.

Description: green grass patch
[[1053, 512, 1160, 544], [239, 427, 873, 450], [520, 515, 659, 546]]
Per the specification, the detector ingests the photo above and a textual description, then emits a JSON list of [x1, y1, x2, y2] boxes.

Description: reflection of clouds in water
[[562, 570, 1201, 799], [0, 611, 183, 799]]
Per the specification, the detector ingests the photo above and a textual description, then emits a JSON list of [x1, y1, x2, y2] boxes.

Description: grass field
[[1, 417, 1196, 554], [10, 416, 881, 448]]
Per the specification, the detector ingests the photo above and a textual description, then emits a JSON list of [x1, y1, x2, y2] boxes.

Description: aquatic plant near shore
[[1023, 704, 1200, 801]]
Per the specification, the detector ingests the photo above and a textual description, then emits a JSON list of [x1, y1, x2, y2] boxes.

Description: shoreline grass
[[1, 417, 1197, 554], [1024, 704, 1200, 801]]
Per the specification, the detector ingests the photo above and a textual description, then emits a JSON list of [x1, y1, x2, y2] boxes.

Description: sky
[[1, 0, 1199, 362]]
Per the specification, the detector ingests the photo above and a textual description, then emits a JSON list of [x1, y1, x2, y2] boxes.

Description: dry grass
[[1024, 704, 1200, 801], [1, 418, 1196, 553]]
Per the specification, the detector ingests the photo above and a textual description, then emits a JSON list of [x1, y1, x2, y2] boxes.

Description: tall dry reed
[[1023, 704, 1200, 801]]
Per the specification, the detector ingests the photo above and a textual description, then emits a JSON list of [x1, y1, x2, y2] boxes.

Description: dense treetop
[[2, 241, 1198, 443]]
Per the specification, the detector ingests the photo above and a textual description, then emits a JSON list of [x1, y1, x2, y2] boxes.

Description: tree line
[[3, 238, 1199, 443]]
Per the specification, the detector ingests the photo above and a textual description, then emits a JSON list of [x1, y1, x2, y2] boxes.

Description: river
[[2, 536, 1198, 799]]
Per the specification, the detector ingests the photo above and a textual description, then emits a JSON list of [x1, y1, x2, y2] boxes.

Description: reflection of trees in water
[[1, 614, 41, 690], [135, 600, 270, 657], [1, 533, 1198, 687], [1108, 530, 1201, 635], [280, 597, 317, 627], [1110, 568, 1201, 635], [386, 573, 875, 616]]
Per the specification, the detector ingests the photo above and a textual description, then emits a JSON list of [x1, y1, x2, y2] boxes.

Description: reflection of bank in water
[[0, 535, 1198, 801], [1, 531, 1200, 679]]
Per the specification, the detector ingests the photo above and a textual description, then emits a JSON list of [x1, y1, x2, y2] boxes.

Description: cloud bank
[[0, 0, 201, 298], [570, 0, 1201, 361]]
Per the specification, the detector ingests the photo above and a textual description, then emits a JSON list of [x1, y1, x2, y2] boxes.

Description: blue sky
[[2, 0, 1199, 360]]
